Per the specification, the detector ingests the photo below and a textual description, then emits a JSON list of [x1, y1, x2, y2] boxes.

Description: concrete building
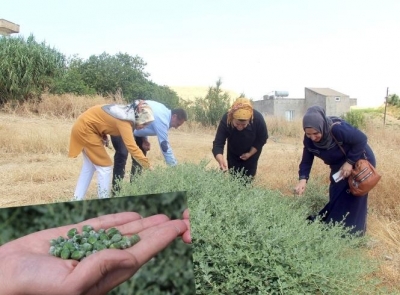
[[0, 19, 20, 36], [253, 87, 357, 120]]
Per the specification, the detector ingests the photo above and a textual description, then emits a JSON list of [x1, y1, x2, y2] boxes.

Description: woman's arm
[[252, 111, 268, 151], [212, 114, 229, 157], [117, 121, 150, 169], [332, 122, 367, 165]]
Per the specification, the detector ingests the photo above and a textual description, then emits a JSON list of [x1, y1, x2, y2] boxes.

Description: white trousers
[[73, 151, 113, 200]]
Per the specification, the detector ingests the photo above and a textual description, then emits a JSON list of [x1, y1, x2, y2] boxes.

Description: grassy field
[[1, 93, 399, 292]]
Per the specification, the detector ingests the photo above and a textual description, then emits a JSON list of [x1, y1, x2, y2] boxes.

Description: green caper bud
[[49, 246, 56, 255], [85, 251, 92, 257], [117, 241, 129, 249], [102, 240, 112, 247], [81, 242, 93, 251], [130, 234, 140, 245], [50, 239, 58, 246], [87, 236, 98, 245], [81, 237, 88, 244], [98, 229, 106, 234], [106, 228, 119, 238], [109, 243, 121, 249], [71, 250, 85, 261], [99, 233, 109, 241], [57, 236, 65, 244], [90, 232, 99, 239], [53, 247, 62, 257], [72, 234, 82, 243], [67, 228, 78, 239], [64, 241, 75, 251], [89, 230, 96, 235], [111, 233, 122, 243], [81, 231, 90, 238], [94, 242, 107, 251], [120, 236, 132, 247], [60, 248, 71, 259], [82, 225, 93, 232]]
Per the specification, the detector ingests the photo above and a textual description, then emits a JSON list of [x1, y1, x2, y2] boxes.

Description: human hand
[[181, 208, 191, 243], [215, 154, 228, 172], [142, 139, 151, 152], [219, 161, 228, 172], [0, 212, 188, 295], [340, 162, 353, 178], [102, 134, 109, 147], [239, 153, 251, 161], [294, 179, 307, 196]]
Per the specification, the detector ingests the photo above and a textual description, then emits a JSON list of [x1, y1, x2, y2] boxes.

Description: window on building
[[335, 96, 341, 101], [285, 110, 295, 121]]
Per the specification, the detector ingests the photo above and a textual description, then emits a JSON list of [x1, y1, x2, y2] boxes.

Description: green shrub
[[189, 79, 232, 127], [50, 56, 96, 96], [0, 35, 65, 104], [120, 163, 387, 295], [387, 94, 400, 107], [343, 110, 366, 129]]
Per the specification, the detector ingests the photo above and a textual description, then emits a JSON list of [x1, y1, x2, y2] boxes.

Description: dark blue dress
[[299, 119, 376, 235]]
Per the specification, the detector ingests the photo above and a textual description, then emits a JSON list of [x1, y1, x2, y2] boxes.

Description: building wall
[[253, 98, 305, 119], [271, 99, 306, 119], [349, 98, 357, 107], [325, 95, 351, 116], [252, 99, 275, 116], [254, 88, 356, 119], [304, 88, 326, 110]]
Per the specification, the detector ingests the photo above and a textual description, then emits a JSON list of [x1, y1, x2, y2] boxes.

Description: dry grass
[[1, 96, 400, 292]]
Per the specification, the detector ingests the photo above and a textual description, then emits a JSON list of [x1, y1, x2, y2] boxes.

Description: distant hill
[[170, 86, 241, 103]]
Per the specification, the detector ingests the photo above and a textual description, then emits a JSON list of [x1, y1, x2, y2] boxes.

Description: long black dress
[[212, 110, 268, 177]]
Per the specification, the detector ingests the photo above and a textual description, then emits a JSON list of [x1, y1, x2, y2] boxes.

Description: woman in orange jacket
[[69, 100, 154, 200]]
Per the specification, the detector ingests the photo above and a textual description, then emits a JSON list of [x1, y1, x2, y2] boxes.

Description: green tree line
[[0, 34, 248, 126], [0, 34, 181, 109]]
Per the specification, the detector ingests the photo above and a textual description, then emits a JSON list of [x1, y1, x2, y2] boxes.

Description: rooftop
[[0, 19, 20, 36], [306, 87, 348, 97]]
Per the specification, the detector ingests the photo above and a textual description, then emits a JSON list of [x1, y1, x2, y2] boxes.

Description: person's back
[[110, 100, 187, 193], [134, 100, 171, 137]]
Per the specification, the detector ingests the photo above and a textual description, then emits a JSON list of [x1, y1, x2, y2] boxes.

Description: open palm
[[0, 211, 189, 295]]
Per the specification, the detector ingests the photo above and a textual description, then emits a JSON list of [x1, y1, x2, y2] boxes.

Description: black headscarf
[[302, 106, 334, 149]]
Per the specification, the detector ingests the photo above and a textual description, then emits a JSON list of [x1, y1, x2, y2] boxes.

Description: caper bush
[[120, 162, 391, 295]]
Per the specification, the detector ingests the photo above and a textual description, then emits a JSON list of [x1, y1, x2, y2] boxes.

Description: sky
[[1, 0, 399, 107]]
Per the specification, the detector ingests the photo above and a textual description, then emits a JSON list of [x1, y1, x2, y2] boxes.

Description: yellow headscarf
[[227, 98, 253, 125]]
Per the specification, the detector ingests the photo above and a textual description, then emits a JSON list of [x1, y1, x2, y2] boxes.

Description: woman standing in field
[[212, 97, 268, 179], [294, 105, 376, 235], [69, 100, 154, 200]]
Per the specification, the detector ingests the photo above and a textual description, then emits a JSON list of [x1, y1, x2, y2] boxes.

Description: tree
[[50, 55, 96, 96], [387, 93, 400, 107], [77, 52, 149, 99], [0, 35, 65, 104], [142, 81, 180, 109], [192, 79, 232, 126]]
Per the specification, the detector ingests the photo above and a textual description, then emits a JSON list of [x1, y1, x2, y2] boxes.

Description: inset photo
[[0, 192, 194, 295]]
